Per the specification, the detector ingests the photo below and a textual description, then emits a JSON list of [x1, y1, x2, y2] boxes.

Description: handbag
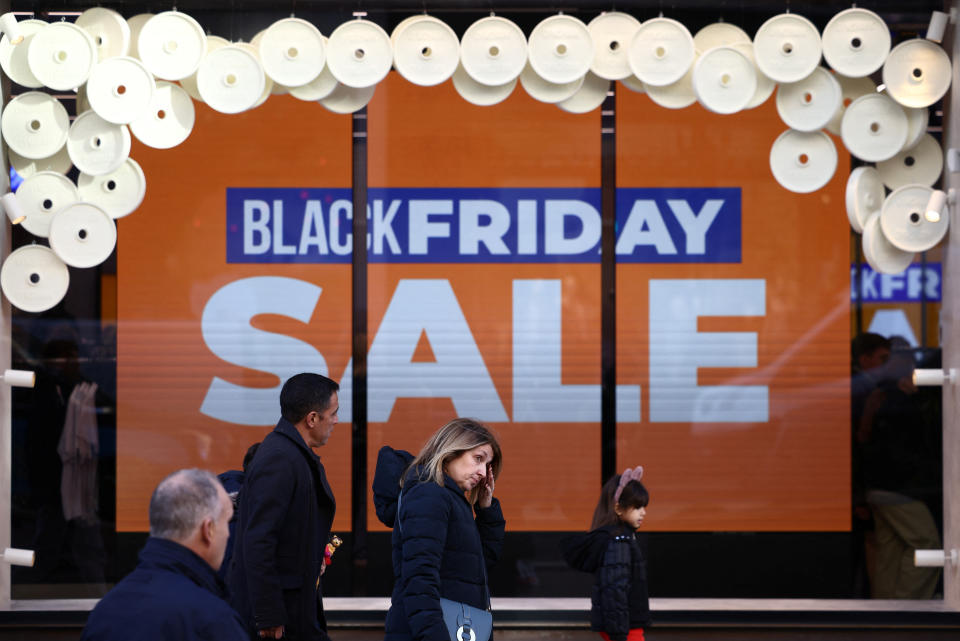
[[397, 488, 493, 641]]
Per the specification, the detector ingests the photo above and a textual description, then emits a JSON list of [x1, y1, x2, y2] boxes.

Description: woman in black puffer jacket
[[373, 418, 505, 641]]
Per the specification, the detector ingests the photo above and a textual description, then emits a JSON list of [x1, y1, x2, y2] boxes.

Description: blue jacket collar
[[138, 537, 226, 597]]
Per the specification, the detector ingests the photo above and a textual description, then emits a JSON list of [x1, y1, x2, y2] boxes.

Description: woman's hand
[[477, 463, 494, 509]]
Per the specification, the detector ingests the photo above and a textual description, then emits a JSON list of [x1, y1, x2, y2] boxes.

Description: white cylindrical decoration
[[0, 12, 22, 45], [2, 547, 35, 567], [2, 192, 25, 225], [925, 190, 947, 223], [913, 368, 956, 386], [915, 549, 946, 566], [927, 11, 949, 43], [2, 369, 35, 387]]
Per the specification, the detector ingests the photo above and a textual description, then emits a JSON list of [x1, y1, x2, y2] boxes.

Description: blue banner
[[851, 263, 942, 303]]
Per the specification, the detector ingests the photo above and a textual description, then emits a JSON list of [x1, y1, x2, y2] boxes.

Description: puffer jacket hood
[[372, 445, 414, 528]]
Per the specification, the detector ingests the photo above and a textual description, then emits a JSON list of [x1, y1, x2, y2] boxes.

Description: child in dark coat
[[562, 466, 651, 641]]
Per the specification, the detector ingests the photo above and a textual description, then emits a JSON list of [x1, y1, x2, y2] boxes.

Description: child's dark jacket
[[562, 523, 651, 640]]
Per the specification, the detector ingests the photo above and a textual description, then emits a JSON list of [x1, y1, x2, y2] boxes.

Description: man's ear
[[200, 518, 215, 545]]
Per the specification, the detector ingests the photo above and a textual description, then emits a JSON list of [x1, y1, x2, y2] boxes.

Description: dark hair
[[851, 333, 890, 366], [280, 373, 339, 423], [590, 474, 650, 530], [242, 442, 260, 472]]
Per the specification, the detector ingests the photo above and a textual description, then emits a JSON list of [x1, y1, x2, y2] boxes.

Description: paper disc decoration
[[393, 15, 459, 86], [628, 17, 695, 87], [822, 8, 890, 77], [880, 184, 945, 253], [558, 72, 610, 113], [460, 16, 527, 86], [17, 171, 79, 238], [692, 46, 757, 115], [693, 23, 751, 52], [528, 14, 594, 85], [841, 93, 908, 162], [0, 19, 46, 88], [67, 110, 132, 176], [1, 92, 70, 160], [76, 7, 131, 60], [882, 39, 952, 109], [129, 81, 195, 149], [0, 245, 70, 313], [127, 14, 154, 60], [825, 74, 875, 135], [753, 13, 822, 83], [452, 63, 516, 106], [8, 145, 72, 179], [137, 11, 207, 80], [645, 60, 697, 109], [901, 107, 929, 152], [390, 16, 423, 48], [259, 17, 325, 87], [181, 35, 229, 102], [519, 61, 584, 103], [769, 129, 838, 193], [233, 42, 275, 109], [877, 134, 944, 190], [48, 202, 118, 268], [86, 56, 156, 124], [775, 67, 841, 132], [620, 74, 645, 93], [289, 60, 338, 101], [78, 158, 147, 219], [27, 21, 97, 90], [326, 20, 392, 89], [587, 12, 641, 81], [731, 43, 776, 109], [197, 45, 266, 114], [318, 82, 376, 114], [846, 166, 885, 233], [863, 212, 914, 275]]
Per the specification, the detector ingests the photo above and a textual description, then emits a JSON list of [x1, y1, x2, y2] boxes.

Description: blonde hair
[[403, 417, 502, 504]]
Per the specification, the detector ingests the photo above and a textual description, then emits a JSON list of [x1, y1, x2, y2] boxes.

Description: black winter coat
[[227, 418, 336, 641], [81, 537, 246, 641], [562, 524, 650, 640], [373, 446, 506, 641]]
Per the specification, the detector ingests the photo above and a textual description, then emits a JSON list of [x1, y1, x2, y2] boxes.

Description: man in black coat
[[228, 373, 339, 640]]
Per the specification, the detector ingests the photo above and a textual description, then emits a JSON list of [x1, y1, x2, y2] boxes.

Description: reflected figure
[[856, 335, 941, 599]]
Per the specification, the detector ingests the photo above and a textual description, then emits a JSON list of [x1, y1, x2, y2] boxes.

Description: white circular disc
[[588, 12, 641, 81], [137, 11, 207, 80], [693, 23, 751, 52], [76, 7, 131, 60], [9, 145, 72, 179], [901, 106, 929, 152], [863, 211, 914, 274], [557, 71, 609, 113], [628, 17, 695, 87], [769, 129, 838, 193], [861, 212, 879, 266], [66, 110, 131, 176], [393, 16, 459, 87], [645, 59, 697, 109], [390, 16, 423, 48], [127, 14, 154, 61], [528, 14, 594, 85], [460, 15, 527, 86], [519, 61, 583, 103], [0, 19, 46, 88], [77, 158, 146, 219], [0, 245, 70, 313], [880, 184, 944, 252], [731, 43, 776, 109], [841, 93, 908, 162], [17, 171, 79, 238], [27, 22, 97, 90], [197, 45, 266, 114], [289, 59, 338, 101], [233, 42, 274, 109], [620, 74, 645, 93], [825, 73, 875, 135], [129, 81, 195, 149], [753, 13, 822, 83], [318, 82, 376, 114], [775, 66, 841, 131], [49, 202, 117, 268], [822, 8, 891, 77], [693, 46, 757, 114], [1, 92, 69, 160], [882, 39, 952, 109], [452, 63, 516, 106], [86, 56, 156, 124], [877, 134, 944, 190], [845, 166, 884, 233], [327, 20, 392, 89], [181, 35, 229, 102], [259, 17, 325, 87]]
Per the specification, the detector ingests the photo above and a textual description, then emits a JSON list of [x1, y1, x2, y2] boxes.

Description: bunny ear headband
[[614, 465, 644, 504]]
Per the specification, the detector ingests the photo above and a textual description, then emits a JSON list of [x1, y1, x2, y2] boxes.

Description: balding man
[[81, 469, 246, 641]]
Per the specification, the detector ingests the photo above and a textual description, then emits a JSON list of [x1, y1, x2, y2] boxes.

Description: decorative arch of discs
[[0, 6, 954, 313]]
